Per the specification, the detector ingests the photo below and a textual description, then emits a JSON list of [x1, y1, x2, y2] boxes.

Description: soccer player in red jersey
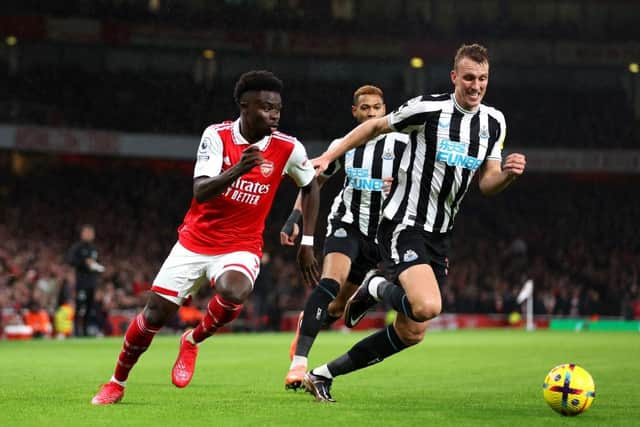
[[92, 70, 320, 405]]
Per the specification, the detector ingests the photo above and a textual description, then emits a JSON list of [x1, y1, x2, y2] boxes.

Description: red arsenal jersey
[[178, 119, 314, 256]]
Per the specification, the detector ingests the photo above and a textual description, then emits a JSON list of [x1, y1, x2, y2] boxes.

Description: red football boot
[[172, 331, 199, 388], [91, 382, 125, 405]]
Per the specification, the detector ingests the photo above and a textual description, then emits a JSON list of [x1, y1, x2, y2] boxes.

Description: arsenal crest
[[260, 160, 274, 177]]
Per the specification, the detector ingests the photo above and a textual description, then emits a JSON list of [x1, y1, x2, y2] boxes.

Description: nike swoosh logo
[[349, 313, 365, 326]]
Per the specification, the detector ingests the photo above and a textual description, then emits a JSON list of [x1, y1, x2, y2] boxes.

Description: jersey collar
[[451, 93, 480, 115], [232, 119, 270, 150]]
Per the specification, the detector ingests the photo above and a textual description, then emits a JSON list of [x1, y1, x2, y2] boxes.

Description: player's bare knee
[[142, 305, 168, 329], [144, 294, 177, 328], [411, 300, 442, 322], [216, 271, 253, 304], [215, 281, 252, 304]]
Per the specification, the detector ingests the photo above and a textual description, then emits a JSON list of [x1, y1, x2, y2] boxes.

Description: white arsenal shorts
[[151, 241, 261, 305]]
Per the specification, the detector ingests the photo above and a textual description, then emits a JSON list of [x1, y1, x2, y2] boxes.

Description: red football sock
[[191, 294, 243, 343], [113, 313, 160, 382]]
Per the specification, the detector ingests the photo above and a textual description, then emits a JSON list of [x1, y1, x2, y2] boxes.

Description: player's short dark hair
[[453, 43, 490, 70], [233, 70, 283, 104], [353, 85, 384, 105]]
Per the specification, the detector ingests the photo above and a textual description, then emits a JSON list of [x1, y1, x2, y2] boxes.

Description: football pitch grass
[[1, 329, 639, 426]]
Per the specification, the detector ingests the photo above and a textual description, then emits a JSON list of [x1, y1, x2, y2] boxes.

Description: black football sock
[[327, 324, 408, 377], [376, 281, 421, 322], [295, 278, 340, 357]]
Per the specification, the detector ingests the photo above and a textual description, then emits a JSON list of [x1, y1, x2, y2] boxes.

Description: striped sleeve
[[321, 138, 343, 178], [388, 96, 426, 133], [487, 108, 506, 161], [388, 95, 444, 134]]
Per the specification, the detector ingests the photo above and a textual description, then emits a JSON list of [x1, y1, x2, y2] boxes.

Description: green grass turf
[[0, 329, 639, 426]]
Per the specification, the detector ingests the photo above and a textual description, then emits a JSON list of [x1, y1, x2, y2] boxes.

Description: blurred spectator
[[178, 303, 203, 329], [23, 301, 52, 338], [54, 300, 74, 339], [66, 224, 105, 337]]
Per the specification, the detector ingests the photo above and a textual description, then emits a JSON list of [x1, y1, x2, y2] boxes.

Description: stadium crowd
[[1, 158, 638, 338]]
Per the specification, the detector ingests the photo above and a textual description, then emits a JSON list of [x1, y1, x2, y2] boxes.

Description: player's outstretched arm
[[312, 116, 391, 175], [193, 145, 263, 203], [478, 153, 526, 196], [297, 177, 320, 286]]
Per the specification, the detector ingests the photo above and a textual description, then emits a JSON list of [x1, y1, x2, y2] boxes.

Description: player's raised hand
[[297, 245, 319, 287], [235, 145, 264, 176], [502, 153, 526, 177], [311, 156, 329, 177]]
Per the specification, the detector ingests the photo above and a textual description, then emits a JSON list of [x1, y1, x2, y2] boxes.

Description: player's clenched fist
[[503, 153, 526, 177], [235, 145, 264, 175]]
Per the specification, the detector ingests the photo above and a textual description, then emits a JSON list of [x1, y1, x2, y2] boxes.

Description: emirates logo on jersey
[[260, 160, 274, 177], [223, 177, 272, 206]]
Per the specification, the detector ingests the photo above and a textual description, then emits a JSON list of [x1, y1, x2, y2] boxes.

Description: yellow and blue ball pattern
[[542, 364, 595, 416]]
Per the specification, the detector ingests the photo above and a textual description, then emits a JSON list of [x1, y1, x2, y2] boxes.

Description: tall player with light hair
[[92, 70, 320, 405], [281, 85, 408, 390], [306, 44, 526, 402]]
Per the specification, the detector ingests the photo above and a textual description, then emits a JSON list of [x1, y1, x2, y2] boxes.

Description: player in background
[[280, 85, 408, 390], [92, 70, 320, 405], [306, 44, 527, 402]]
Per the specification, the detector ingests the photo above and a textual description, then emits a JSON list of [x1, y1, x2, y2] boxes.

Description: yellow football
[[542, 364, 595, 416]]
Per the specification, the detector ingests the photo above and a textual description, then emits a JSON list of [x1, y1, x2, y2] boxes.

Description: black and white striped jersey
[[384, 93, 506, 233], [324, 133, 409, 238]]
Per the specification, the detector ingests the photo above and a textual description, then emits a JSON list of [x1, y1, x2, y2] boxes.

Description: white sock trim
[[186, 330, 197, 345], [368, 276, 385, 301], [290, 356, 308, 370], [312, 364, 333, 379], [110, 376, 126, 387]]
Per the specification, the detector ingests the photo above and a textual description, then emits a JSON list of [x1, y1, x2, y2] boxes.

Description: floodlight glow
[[148, 0, 161, 13], [203, 49, 216, 60], [410, 57, 424, 69]]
